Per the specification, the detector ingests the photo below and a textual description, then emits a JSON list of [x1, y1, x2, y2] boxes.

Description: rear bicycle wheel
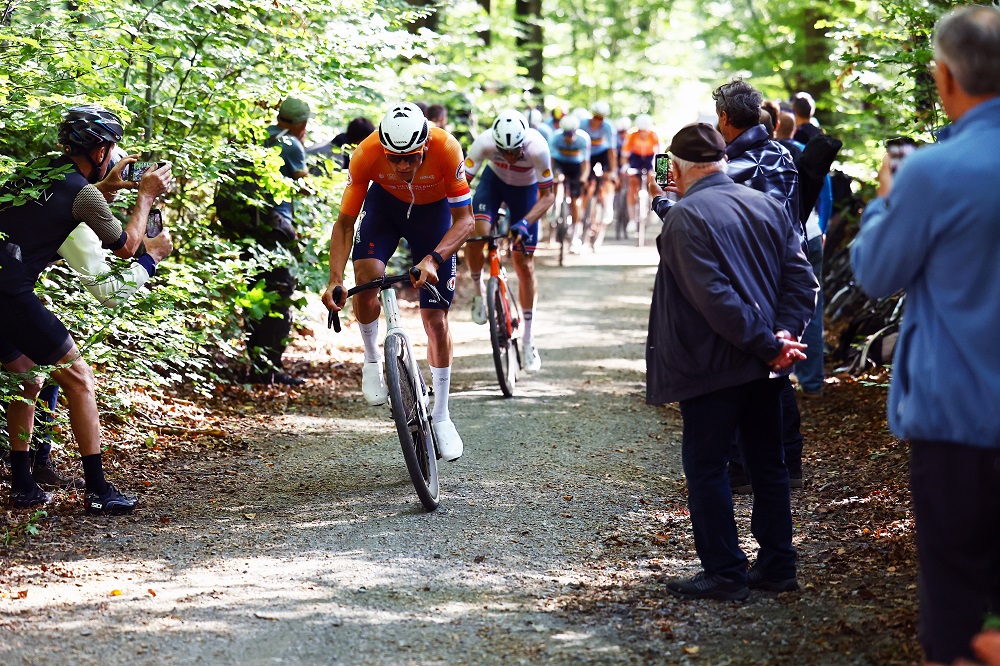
[[384, 333, 440, 511], [637, 186, 650, 247], [486, 276, 516, 397], [557, 204, 568, 267]]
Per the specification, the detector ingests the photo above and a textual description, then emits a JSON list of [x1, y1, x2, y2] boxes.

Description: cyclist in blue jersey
[[580, 101, 619, 248], [547, 115, 591, 246], [0, 105, 171, 513]]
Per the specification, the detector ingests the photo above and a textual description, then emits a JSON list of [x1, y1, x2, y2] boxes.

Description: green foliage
[[2, 509, 48, 548], [0, 0, 418, 407]]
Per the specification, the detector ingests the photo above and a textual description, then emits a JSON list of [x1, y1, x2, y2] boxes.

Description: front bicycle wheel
[[385, 333, 440, 511], [486, 276, 517, 397]]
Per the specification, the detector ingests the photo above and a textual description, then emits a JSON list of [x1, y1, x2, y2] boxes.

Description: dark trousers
[[246, 265, 295, 371], [911, 439, 1000, 664], [679, 378, 796, 581], [730, 376, 803, 480]]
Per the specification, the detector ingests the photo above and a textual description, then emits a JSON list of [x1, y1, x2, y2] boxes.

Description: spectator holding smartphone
[[851, 6, 1000, 663], [0, 104, 171, 513]]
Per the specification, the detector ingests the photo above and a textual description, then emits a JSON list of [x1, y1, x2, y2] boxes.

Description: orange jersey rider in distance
[[340, 127, 472, 217]]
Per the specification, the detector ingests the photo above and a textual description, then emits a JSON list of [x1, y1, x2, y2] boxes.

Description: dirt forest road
[[2, 237, 707, 665]]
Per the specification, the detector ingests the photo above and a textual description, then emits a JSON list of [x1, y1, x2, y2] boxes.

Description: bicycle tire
[[637, 187, 649, 248], [385, 333, 440, 511], [557, 200, 568, 267], [487, 276, 516, 397]]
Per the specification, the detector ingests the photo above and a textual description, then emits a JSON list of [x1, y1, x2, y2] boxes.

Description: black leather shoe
[[665, 572, 749, 601], [748, 562, 799, 592], [10, 483, 53, 509], [33, 461, 85, 490], [84, 484, 138, 515]]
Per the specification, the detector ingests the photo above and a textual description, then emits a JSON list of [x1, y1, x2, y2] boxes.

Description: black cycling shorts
[[0, 290, 74, 366], [589, 151, 612, 182], [552, 160, 584, 198]]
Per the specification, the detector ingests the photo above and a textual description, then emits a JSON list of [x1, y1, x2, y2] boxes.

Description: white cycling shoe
[[522, 342, 542, 373], [433, 419, 464, 462], [471, 295, 487, 325], [362, 361, 387, 406]]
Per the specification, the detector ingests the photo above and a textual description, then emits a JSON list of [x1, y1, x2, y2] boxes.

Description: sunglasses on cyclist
[[385, 150, 424, 165]]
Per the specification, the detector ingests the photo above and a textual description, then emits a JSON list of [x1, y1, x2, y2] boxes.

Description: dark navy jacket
[[646, 171, 817, 405], [725, 124, 803, 239]]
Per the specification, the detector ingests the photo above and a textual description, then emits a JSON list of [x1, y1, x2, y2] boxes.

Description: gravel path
[[2, 239, 691, 665]]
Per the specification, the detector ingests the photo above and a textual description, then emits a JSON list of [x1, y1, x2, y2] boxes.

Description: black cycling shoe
[[84, 484, 138, 515], [10, 483, 53, 510], [33, 461, 85, 490]]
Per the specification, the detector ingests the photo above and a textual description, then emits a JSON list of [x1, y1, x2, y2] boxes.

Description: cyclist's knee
[[53, 356, 96, 397]]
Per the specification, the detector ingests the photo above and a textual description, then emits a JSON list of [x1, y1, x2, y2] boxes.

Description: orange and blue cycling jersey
[[341, 127, 472, 217], [622, 129, 660, 158]]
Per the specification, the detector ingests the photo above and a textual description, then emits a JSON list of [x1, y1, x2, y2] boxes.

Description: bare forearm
[[327, 213, 357, 284]]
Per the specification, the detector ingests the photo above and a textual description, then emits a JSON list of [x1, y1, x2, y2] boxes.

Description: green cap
[[278, 97, 311, 123]]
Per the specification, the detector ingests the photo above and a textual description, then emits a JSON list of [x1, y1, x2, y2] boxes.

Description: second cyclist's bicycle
[[466, 223, 523, 397], [329, 269, 442, 511]]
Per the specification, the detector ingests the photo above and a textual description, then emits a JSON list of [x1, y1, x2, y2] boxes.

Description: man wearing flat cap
[[646, 123, 818, 601]]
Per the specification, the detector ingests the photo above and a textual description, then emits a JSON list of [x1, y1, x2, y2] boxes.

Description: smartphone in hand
[[146, 208, 164, 238], [654, 153, 672, 186]]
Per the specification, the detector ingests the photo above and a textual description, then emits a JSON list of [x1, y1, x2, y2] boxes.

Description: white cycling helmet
[[636, 114, 654, 131], [615, 116, 632, 132], [572, 107, 592, 121], [591, 101, 611, 118], [559, 114, 581, 133], [492, 110, 529, 150], [378, 102, 429, 154], [527, 108, 544, 127]]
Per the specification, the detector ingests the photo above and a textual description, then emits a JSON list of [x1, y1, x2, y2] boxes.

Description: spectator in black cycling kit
[[0, 105, 171, 513]]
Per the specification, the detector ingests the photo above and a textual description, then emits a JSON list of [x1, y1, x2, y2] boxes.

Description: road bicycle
[[613, 176, 630, 241], [328, 269, 442, 511], [633, 166, 652, 248], [466, 222, 523, 397], [552, 175, 572, 267]]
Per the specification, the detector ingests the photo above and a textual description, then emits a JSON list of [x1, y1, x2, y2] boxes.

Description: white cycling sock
[[359, 320, 381, 364], [430, 365, 451, 422], [471, 272, 483, 295], [522, 309, 534, 347]]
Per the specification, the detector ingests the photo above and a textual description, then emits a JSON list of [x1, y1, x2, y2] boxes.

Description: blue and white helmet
[[378, 103, 429, 154], [492, 110, 529, 151]]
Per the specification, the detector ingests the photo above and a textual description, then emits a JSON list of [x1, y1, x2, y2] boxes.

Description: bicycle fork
[[381, 288, 435, 431], [489, 250, 519, 335]]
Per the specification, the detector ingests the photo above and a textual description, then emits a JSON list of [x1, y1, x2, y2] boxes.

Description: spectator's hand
[[413, 255, 440, 288], [769, 332, 807, 372], [139, 162, 173, 200], [145, 229, 173, 263], [322, 281, 345, 312], [877, 152, 895, 198], [97, 155, 139, 196]]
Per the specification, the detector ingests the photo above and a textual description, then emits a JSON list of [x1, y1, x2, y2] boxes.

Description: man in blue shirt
[[851, 6, 1000, 663]]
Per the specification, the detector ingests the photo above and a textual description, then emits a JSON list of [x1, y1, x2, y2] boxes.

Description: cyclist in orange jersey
[[322, 102, 474, 462], [620, 114, 661, 229]]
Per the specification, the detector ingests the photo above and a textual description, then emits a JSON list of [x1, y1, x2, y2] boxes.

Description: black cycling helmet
[[58, 105, 125, 151]]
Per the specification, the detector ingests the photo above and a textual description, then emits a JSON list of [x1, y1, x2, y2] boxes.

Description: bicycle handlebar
[[327, 268, 442, 333]]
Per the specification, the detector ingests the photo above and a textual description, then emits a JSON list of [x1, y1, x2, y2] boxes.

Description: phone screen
[[146, 208, 163, 238], [654, 153, 671, 186]]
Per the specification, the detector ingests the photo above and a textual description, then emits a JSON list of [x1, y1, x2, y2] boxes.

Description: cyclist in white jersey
[[463, 110, 554, 372]]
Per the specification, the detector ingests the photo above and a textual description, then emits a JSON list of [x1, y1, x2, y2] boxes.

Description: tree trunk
[[477, 0, 490, 46], [515, 0, 543, 95], [406, 0, 439, 34]]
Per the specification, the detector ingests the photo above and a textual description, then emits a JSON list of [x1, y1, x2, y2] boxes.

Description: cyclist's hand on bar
[[414, 255, 440, 288], [322, 281, 346, 311]]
